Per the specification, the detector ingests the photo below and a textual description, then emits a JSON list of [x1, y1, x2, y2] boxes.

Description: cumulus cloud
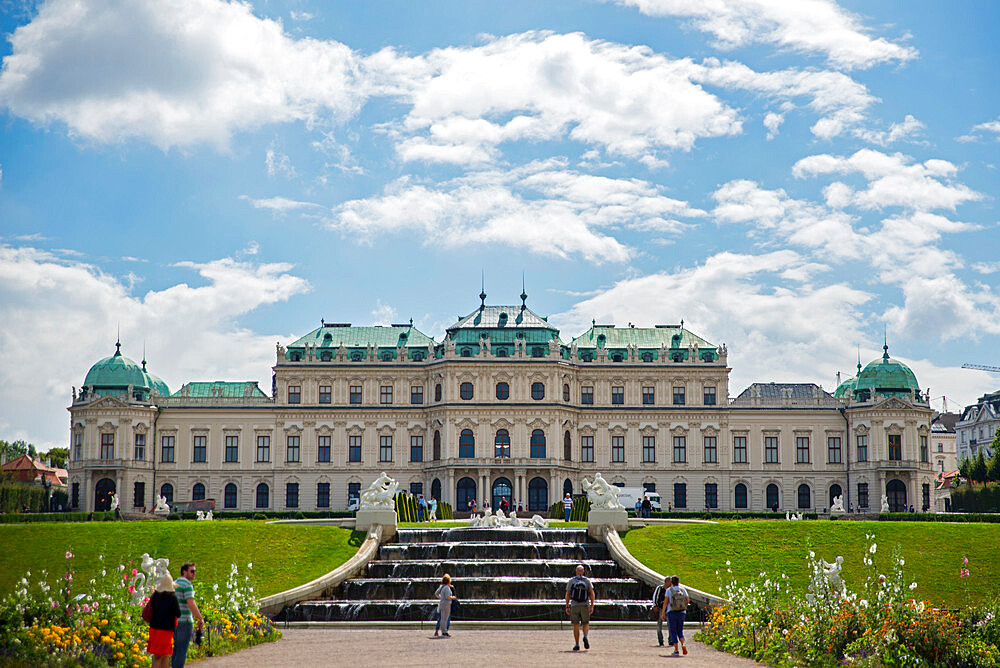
[[239, 194, 322, 213], [0, 244, 310, 449], [328, 160, 704, 262], [619, 0, 917, 69], [853, 114, 924, 146], [763, 112, 783, 139]]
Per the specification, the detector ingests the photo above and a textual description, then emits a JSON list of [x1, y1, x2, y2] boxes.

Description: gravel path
[[198, 628, 759, 667]]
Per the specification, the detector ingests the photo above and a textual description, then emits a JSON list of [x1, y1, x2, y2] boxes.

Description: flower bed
[[697, 535, 1000, 666], [0, 551, 280, 666]]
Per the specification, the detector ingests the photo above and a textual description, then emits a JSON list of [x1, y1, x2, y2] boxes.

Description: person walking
[[500, 496, 509, 513], [172, 562, 204, 668], [652, 577, 669, 646], [429, 497, 438, 522], [641, 495, 652, 519], [662, 575, 689, 656], [417, 494, 427, 522], [147, 571, 181, 668], [433, 574, 456, 637], [563, 493, 573, 522], [565, 564, 595, 651]]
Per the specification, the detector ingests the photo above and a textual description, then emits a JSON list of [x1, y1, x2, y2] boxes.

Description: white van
[[615, 487, 662, 512]]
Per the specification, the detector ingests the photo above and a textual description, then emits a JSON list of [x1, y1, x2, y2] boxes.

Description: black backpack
[[570, 578, 589, 603]]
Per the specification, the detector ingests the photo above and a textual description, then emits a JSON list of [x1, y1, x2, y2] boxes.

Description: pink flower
[[65, 551, 73, 559], [51, 600, 58, 608], [64, 573, 72, 581], [963, 556, 969, 565], [128, 585, 135, 594], [92, 602, 99, 609], [132, 569, 138, 577], [81, 603, 89, 613]]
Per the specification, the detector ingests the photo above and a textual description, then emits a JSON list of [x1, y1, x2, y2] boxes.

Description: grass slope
[[623, 521, 1000, 607], [0, 521, 362, 598]]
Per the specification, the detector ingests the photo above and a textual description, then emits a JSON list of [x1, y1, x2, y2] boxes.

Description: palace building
[[67, 293, 937, 516]]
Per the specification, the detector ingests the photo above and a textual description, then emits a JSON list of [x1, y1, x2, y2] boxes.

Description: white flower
[[870, 544, 877, 554], [909, 582, 917, 590]]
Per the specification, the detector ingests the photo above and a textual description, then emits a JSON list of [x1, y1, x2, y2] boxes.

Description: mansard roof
[[171, 381, 267, 398], [286, 323, 436, 353], [737, 383, 833, 399], [571, 324, 713, 350]]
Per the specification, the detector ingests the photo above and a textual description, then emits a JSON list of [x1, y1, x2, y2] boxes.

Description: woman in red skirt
[[148, 571, 181, 667]]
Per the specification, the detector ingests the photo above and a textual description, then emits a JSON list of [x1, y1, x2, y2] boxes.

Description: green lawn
[[0, 520, 363, 598], [623, 520, 1000, 607]]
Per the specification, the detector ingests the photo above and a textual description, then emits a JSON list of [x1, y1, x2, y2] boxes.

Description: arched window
[[564, 431, 572, 461], [351, 351, 362, 361], [734, 483, 748, 509], [641, 352, 653, 362], [192, 483, 206, 501], [611, 353, 623, 362], [531, 382, 545, 400], [256, 483, 270, 509], [492, 477, 512, 511], [766, 483, 779, 511], [496, 382, 509, 400], [496, 348, 508, 357], [431, 478, 441, 501], [433, 430, 441, 460], [461, 348, 472, 357], [459, 429, 475, 458], [563, 478, 573, 497], [434, 384, 442, 401], [160, 483, 174, 504], [829, 484, 843, 510], [224, 483, 238, 509], [797, 484, 811, 509], [320, 351, 332, 361], [530, 429, 546, 458], [563, 384, 570, 401], [456, 477, 477, 511], [528, 477, 548, 511], [412, 351, 424, 362], [581, 352, 593, 362], [495, 430, 510, 458], [886, 479, 907, 512], [460, 382, 474, 400]]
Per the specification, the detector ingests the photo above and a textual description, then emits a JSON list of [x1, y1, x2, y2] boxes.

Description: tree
[[987, 451, 1000, 483], [0, 440, 37, 461], [972, 450, 989, 484], [959, 456, 972, 480], [45, 447, 69, 469]]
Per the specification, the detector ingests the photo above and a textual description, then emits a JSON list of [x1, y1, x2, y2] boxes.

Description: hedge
[[0, 511, 115, 524], [0, 483, 48, 513], [877, 511, 1000, 523], [951, 484, 1000, 513], [644, 510, 820, 520]]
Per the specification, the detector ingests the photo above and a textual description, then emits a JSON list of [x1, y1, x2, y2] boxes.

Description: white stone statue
[[830, 495, 845, 514], [132, 553, 171, 604], [582, 472, 624, 510], [205, 510, 213, 520], [529, 514, 550, 528], [110, 493, 120, 512], [786, 511, 803, 521], [196, 510, 204, 520], [360, 472, 399, 509], [880, 494, 890, 513], [809, 555, 846, 601], [152, 495, 170, 515]]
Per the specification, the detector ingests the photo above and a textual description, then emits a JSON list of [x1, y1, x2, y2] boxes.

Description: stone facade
[[956, 391, 1000, 462], [67, 302, 938, 515]]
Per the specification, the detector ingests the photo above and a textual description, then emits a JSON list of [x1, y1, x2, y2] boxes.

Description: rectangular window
[[705, 483, 718, 509], [133, 481, 145, 509], [828, 437, 842, 464], [643, 482, 656, 493], [920, 435, 928, 463], [764, 436, 778, 463], [410, 435, 423, 462], [857, 435, 868, 462], [288, 385, 301, 404], [581, 435, 594, 462], [673, 436, 687, 463], [161, 435, 175, 463], [192, 435, 207, 463], [733, 436, 748, 463], [317, 435, 331, 463], [796, 436, 810, 463], [286, 435, 300, 463], [888, 434, 902, 461], [285, 482, 299, 508], [225, 435, 239, 463], [379, 435, 392, 462], [349, 435, 362, 462], [72, 482, 80, 508], [642, 436, 655, 463], [642, 386, 655, 405], [673, 386, 685, 405], [380, 385, 393, 404], [703, 387, 717, 405], [704, 436, 718, 463], [581, 386, 594, 405], [134, 433, 145, 461], [318, 385, 331, 404], [316, 482, 330, 508], [74, 433, 82, 460], [611, 435, 625, 462], [411, 386, 423, 404], [349, 385, 362, 404], [611, 386, 624, 405], [348, 482, 361, 505], [100, 433, 114, 460], [922, 483, 930, 511], [410, 482, 424, 496], [673, 483, 687, 509], [858, 482, 869, 509], [256, 435, 270, 463]]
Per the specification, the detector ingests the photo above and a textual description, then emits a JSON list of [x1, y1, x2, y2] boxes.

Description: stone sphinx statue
[[360, 472, 399, 509], [582, 472, 624, 510], [830, 495, 845, 514]]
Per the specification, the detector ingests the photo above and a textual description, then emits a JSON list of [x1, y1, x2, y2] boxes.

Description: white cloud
[[289, 10, 314, 22], [370, 300, 398, 325], [239, 194, 322, 213], [0, 0, 360, 149], [763, 111, 783, 139], [972, 119, 1000, 135], [0, 244, 310, 449], [884, 274, 1000, 340], [265, 143, 297, 179], [853, 114, 924, 146], [972, 261, 1000, 274], [619, 0, 917, 69], [329, 160, 704, 262]]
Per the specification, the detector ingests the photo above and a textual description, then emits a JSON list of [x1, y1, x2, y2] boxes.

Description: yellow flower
[[109, 630, 116, 639]]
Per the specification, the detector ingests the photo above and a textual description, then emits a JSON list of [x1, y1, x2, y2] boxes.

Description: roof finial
[[520, 272, 527, 309], [680, 318, 684, 330], [142, 340, 147, 371], [479, 270, 487, 308], [857, 345, 862, 373], [883, 325, 889, 361], [409, 317, 413, 328], [115, 323, 121, 355]]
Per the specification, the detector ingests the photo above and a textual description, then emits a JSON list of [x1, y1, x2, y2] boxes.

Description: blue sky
[[1, 0, 999, 450]]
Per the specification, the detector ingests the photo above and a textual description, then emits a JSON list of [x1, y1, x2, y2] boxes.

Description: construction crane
[[962, 363, 1000, 372]]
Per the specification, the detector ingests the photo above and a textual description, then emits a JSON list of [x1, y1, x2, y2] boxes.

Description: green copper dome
[[853, 345, 920, 400], [833, 361, 862, 399], [81, 343, 170, 400]]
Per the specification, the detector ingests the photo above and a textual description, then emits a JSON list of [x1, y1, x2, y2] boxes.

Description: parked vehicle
[[615, 487, 662, 511]]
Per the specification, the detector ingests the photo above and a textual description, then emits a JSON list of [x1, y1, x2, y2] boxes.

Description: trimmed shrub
[[0, 483, 48, 513], [437, 501, 453, 520], [952, 484, 1000, 514]]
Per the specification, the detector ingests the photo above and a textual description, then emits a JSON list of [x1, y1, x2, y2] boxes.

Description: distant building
[[2, 454, 69, 487], [67, 295, 937, 514], [956, 391, 1000, 462]]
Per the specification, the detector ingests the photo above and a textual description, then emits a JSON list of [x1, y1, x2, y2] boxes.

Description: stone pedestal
[[355, 508, 397, 536], [587, 508, 629, 537]]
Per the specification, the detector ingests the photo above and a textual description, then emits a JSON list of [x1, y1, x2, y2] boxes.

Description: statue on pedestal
[[881, 494, 890, 513], [582, 472, 624, 510], [360, 472, 399, 508], [830, 495, 845, 514], [152, 495, 170, 515]]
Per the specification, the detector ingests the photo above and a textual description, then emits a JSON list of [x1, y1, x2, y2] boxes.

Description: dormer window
[[381, 351, 392, 361], [581, 352, 594, 362], [597, 334, 606, 346], [290, 352, 302, 361], [320, 351, 332, 362], [496, 348, 508, 358], [611, 353, 623, 362], [412, 351, 424, 362], [531, 347, 544, 358], [461, 348, 472, 357], [641, 352, 653, 363], [498, 312, 508, 327], [671, 353, 683, 362], [351, 351, 363, 361]]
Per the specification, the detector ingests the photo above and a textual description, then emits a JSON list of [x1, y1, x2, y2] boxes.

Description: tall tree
[[959, 456, 972, 480], [972, 450, 989, 484], [44, 447, 69, 469]]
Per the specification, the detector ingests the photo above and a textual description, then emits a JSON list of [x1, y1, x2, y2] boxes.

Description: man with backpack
[[660, 575, 689, 656], [564, 564, 595, 651], [652, 577, 669, 646]]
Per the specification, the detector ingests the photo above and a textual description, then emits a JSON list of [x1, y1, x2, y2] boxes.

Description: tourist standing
[[662, 575, 689, 656], [429, 497, 438, 522], [417, 494, 427, 522], [147, 572, 181, 668], [563, 493, 573, 522], [641, 496, 652, 519], [500, 496, 509, 513], [434, 574, 456, 637], [564, 564, 594, 651], [172, 562, 204, 668], [652, 577, 669, 646]]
